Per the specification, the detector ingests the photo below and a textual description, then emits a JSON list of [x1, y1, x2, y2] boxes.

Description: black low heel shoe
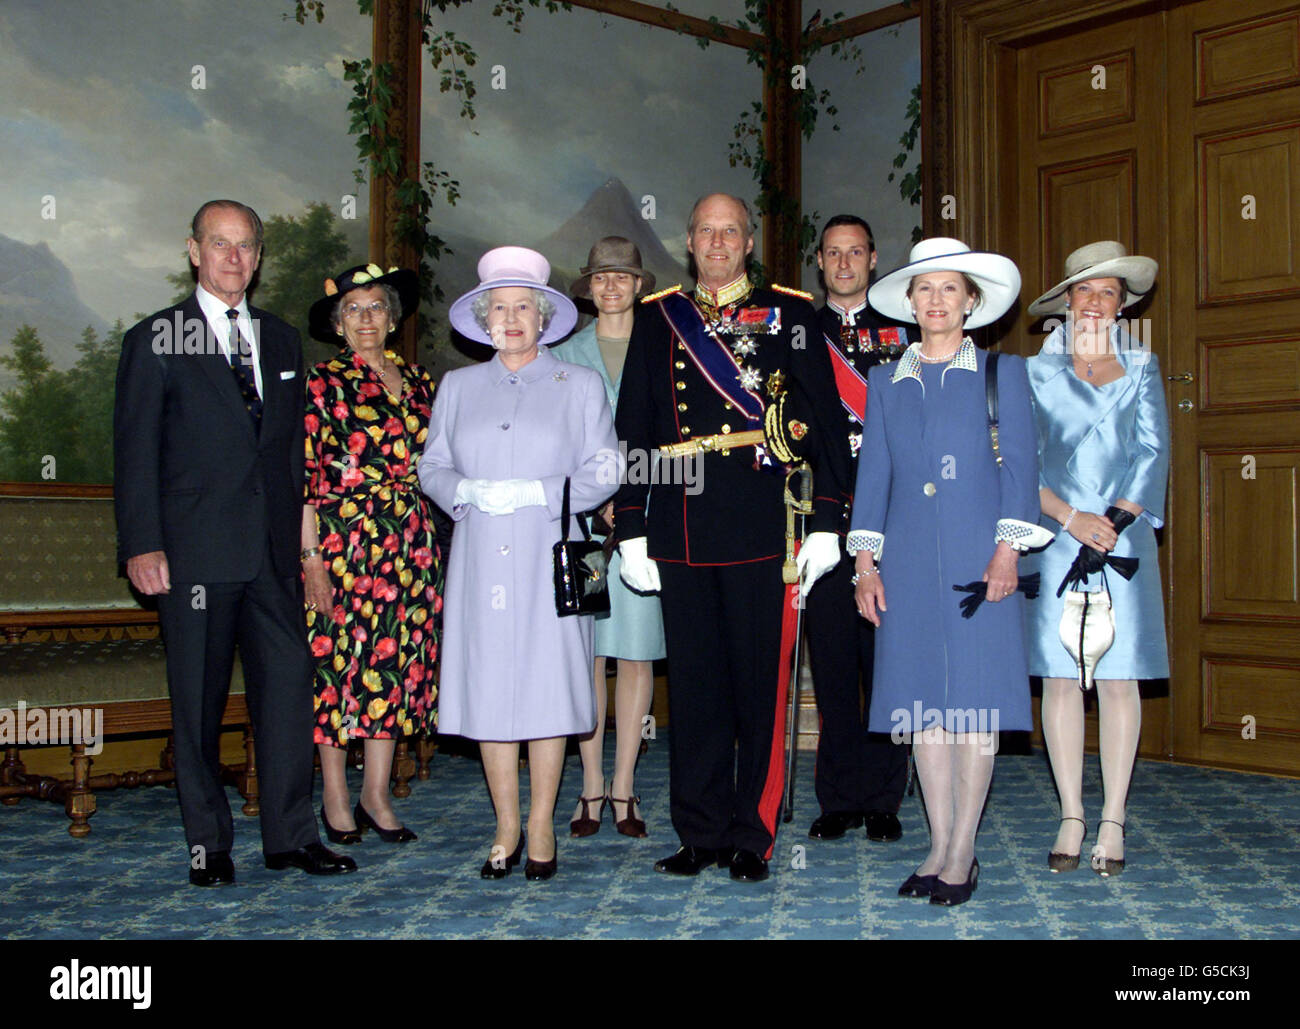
[[524, 854, 558, 881], [481, 833, 525, 879], [898, 872, 939, 898], [354, 802, 417, 844], [930, 858, 979, 907], [321, 805, 362, 845]]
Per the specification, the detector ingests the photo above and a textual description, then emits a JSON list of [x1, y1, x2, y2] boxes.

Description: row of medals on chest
[[700, 298, 908, 395]]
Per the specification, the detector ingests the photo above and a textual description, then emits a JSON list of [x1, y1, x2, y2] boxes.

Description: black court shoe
[[355, 801, 417, 843], [321, 805, 362, 846], [481, 833, 525, 879], [898, 872, 938, 898], [930, 858, 979, 906]]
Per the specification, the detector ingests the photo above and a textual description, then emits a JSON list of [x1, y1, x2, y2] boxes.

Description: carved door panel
[[1004, 0, 1300, 773], [1166, 0, 1300, 773]]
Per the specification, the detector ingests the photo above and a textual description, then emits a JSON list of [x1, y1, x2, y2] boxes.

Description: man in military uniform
[[614, 193, 846, 882], [805, 214, 910, 843]]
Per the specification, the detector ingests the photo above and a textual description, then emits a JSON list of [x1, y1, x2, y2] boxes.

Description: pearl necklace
[[917, 348, 958, 363]]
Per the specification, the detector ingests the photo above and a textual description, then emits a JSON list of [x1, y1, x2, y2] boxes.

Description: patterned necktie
[[225, 308, 263, 427]]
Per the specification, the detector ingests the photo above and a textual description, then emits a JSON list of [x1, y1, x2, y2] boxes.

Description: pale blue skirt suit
[[551, 322, 667, 661], [1022, 325, 1171, 680]]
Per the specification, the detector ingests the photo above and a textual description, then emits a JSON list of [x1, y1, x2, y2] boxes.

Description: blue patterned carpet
[[2, 732, 1298, 940]]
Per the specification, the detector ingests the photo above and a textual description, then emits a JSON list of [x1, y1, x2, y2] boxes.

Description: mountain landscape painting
[[0, 0, 918, 483]]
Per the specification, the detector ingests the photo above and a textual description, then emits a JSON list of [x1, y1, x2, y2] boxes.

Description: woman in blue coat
[[551, 238, 666, 839], [850, 239, 1051, 906], [1023, 242, 1169, 878]]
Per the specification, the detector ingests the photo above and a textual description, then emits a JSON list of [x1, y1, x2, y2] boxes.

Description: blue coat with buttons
[[849, 340, 1040, 734]]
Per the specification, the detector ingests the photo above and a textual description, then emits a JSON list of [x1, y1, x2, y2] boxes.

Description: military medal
[[718, 306, 780, 335], [738, 366, 763, 391], [731, 337, 758, 358]]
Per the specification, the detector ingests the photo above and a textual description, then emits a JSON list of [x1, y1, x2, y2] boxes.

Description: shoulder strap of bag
[[561, 477, 572, 542], [986, 351, 1002, 467], [560, 477, 593, 543]]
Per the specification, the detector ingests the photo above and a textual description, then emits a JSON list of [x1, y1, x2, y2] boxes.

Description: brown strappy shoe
[[569, 792, 606, 837], [610, 794, 647, 838]]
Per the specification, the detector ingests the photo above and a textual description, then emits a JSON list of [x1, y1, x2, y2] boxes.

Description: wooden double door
[[928, 0, 1300, 773]]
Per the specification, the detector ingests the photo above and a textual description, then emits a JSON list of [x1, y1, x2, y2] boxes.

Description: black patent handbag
[[552, 477, 611, 617]]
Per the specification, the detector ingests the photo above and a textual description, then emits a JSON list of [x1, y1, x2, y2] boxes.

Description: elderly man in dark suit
[[114, 199, 355, 886]]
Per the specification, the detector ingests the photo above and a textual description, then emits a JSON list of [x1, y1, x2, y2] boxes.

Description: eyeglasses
[[342, 301, 390, 318]]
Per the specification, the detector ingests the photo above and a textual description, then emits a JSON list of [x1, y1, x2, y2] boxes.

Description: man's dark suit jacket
[[114, 293, 305, 581]]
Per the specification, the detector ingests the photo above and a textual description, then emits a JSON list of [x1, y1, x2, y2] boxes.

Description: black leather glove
[[1104, 505, 1136, 536]]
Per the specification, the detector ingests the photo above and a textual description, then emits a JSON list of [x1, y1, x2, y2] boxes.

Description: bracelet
[[849, 569, 878, 585], [1061, 508, 1077, 532], [300, 546, 321, 561]]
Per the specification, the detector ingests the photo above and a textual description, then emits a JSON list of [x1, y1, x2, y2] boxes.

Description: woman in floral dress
[[300, 264, 442, 845]]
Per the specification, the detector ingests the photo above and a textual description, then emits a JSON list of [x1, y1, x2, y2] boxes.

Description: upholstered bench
[[0, 489, 255, 836]]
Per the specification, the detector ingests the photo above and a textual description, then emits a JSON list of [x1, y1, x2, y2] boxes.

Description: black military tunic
[[614, 279, 847, 859], [805, 299, 911, 820]]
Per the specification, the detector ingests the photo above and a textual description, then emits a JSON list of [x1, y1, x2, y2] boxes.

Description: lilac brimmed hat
[[448, 246, 577, 346]]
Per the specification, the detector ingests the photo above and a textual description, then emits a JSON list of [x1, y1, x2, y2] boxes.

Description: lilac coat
[[418, 347, 619, 741]]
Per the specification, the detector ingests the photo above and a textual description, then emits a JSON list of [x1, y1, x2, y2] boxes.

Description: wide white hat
[[1027, 240, 1158, 316], [867, 237, 1021, 330]]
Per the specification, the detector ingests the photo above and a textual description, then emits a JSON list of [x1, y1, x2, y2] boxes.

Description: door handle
[[1167, 372, 1194, 383]]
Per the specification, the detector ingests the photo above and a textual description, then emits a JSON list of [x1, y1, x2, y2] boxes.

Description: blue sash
[[658, 292, 766, 428]]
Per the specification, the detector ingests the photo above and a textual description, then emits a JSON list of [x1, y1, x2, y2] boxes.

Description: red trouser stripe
[[757, 573, 801, 861]]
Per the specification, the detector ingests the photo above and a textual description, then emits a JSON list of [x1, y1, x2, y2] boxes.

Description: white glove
[[618, 537, 661, 594], [453, 478, 545, 516], [496, 479, 547, 513], [796, 531, 841, 598]]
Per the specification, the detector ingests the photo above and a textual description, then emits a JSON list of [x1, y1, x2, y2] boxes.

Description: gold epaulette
[[771, 283, 814, 302], [641, 285, 682, 303]]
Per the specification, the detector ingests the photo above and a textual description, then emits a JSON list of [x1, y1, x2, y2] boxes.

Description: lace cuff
[[846, 530, 884, 559], [995, 518, 1055, 552]]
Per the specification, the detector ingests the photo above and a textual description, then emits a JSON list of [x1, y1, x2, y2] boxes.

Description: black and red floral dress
[[304, 349, 442, 747]]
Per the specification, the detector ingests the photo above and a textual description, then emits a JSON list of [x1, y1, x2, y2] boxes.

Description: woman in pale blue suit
[[551, 238, 666, 838], [1023, 242, 1170, 878]]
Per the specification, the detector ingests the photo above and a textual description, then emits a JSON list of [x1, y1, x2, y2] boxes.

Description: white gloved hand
[[499, 479, 547, 511], [796, 531, 841, 598], [453, 478, 492, 511], [618, 537, 661, 594], [454, 478, 536, 516]]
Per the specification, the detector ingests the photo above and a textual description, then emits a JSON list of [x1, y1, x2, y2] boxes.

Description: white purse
[[1058, 585, 1115, 691]]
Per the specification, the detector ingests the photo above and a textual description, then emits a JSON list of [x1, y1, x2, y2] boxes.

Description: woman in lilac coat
[[419, 247, 618, 881]]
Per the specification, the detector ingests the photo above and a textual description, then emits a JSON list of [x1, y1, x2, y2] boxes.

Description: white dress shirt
[[195, 285, 263, 395]]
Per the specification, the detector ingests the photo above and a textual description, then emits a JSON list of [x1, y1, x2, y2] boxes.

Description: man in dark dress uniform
[[805, 214, 911, 843], [614, 193, 848, 882]]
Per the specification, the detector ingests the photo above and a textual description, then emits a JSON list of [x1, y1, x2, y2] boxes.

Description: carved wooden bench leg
[[416, 735, 435, 781], [1, 746, 25, 805], [392, 738, 415, 798], [239, 724, 259, 816], [65, 743, 95, 838]]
